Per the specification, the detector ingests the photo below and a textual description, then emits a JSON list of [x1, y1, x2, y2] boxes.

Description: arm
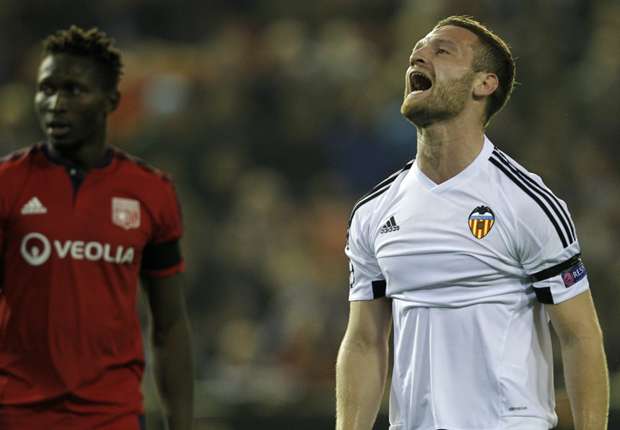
[[546, 290, 609, 430], [336, 298, 392, 430], [143, 274, 194, 430]]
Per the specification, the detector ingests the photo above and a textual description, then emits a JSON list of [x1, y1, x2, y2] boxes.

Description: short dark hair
[[434, 16, 515, 126], [42, 26, 123, 91]]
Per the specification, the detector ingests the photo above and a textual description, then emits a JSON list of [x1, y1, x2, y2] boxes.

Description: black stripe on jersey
[[349, 186, 390, 223], [489, 157, 569, 248], [493, 149, 576, 242], [372, 280, 387, 298], [112, 148, 173, 183], [348, 160, 413, 225], [369, 160, 414, 194], [529, 253, 582, 282], [534, 287, 554, 304], [141, 240, 182, 273]]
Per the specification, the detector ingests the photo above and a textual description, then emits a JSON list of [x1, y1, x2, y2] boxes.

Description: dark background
[[1, 0, 618, 428]]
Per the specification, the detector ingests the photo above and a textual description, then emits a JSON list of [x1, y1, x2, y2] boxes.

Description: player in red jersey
[[0, 26, 194, 429]]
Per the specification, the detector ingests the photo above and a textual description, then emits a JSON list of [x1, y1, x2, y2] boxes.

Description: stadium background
[[0, 0, 618, 428]]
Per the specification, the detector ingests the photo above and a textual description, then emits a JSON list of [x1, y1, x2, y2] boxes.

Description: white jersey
[[346, 136, 589, 430]]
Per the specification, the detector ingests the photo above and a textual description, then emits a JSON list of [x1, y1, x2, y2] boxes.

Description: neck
[[415, 114, 485, 184], [49, 131, 109, 170]]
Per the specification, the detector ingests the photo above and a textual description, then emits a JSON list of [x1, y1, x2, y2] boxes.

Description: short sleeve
[[518, 196, 589, 305], [345, 211, 385, 301], [141, 179, 184, 278], [0, 165, 11, 288]]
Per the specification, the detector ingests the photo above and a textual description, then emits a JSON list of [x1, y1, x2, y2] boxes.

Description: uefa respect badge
[[561, 259, 587, 288]]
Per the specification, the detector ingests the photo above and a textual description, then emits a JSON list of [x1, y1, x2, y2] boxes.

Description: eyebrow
[[412, 37, 458, 52]]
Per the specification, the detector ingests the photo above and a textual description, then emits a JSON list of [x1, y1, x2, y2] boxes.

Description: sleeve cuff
[[141, 260, 185, 278]]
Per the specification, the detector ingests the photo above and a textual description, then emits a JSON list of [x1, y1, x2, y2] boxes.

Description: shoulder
[[487, 146, 561, 208], [0, 144, 41, 170], [487, 146, 543, 185], [348, 159, 414, 227], [487, 146, 576, 248], [485, 147, 546, 225], [111, 148, 175, 186]]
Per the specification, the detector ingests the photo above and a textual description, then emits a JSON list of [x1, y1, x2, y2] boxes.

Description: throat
[[48, 140, 111, 171], [418, 143, 452, 184], [416, 132, 486, 185]]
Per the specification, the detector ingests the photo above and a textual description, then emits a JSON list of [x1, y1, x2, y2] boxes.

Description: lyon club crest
[[468, 205, 495, 239], [112, 197, 141, 230]]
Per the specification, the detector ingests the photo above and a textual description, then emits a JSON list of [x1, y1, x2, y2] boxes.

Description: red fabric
[[0, 396, 143, 430], [0, 144, 183, 416]]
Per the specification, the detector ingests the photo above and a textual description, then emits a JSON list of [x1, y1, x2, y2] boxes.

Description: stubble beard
[[402, 71, 475, 128]]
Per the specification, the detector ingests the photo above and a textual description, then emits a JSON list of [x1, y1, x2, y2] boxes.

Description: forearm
[[153, 316, 194, 430], [560, 333, 609, 430], [336, 335, 389, 430]]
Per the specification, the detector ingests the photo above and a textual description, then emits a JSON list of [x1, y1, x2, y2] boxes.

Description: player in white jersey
[[335, 16, 609, 430]]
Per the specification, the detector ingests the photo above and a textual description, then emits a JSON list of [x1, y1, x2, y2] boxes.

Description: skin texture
[[34, 53, 195, 429], [35, 53, 119, 169], [336, 24, 609, 430], [546, 290, 609, 430], [142, 275, 194, 430], [400, 25, 499, 185], [336, 298, 392, 430]]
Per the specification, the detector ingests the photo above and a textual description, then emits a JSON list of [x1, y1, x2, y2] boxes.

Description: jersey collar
[[410, 135, 494, 192], [42, 142, 114, 171]]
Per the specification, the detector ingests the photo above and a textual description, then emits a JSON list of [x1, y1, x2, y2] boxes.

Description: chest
[[6, 167, 151, 254], [373, 186, 520, 291]]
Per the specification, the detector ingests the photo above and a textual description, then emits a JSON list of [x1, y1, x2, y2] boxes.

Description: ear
[[106, 90, 121, 113], [473, 72, 498, 98]]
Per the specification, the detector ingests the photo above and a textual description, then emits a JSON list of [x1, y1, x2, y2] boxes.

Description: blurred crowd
[[1, 0, 619, 427]]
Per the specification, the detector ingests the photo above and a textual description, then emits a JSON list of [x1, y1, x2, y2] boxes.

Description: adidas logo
[[21, 197, 47, 215], [379, 216, 399, 234]]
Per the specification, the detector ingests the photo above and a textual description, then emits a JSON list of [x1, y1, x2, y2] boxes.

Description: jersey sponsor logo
[[379, 216, 400, 234], [561, 260, 587, 287], [20, 232, 135, 266], [468, 205, 495, 239], [21, 196, 48, 215], [20, 232, 51, 265], [112, 197, 140, 230]]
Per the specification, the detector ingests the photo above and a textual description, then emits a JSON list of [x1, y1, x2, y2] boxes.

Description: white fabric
[[501, 416, 550, 429], [387, 416, 550, 430], [346, 136, 587, 430]]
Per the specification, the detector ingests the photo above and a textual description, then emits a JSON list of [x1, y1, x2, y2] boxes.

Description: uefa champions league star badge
[[112, 197, 141, 230], [468, 205, 495, 239]]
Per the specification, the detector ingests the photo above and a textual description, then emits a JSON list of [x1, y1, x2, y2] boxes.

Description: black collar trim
[[42, 143, 114, 170]]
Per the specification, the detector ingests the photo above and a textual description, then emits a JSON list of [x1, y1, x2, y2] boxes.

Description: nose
[[410, 51, 429, 67], [47, 92, 67, 112]]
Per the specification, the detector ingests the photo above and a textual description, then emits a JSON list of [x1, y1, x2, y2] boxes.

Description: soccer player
[[0, 27, 193, 429], [336, 16, 608, 430]]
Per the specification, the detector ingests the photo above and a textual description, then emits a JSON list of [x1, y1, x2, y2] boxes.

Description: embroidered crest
[[112, 197, 140, 230], [468, 205, 495, 239]]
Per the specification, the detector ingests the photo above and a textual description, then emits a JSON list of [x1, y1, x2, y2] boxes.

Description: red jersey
[[0, 143, 184, 416]]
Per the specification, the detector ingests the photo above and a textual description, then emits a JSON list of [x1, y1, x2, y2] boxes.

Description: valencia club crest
[[468, 206, 495, 239]]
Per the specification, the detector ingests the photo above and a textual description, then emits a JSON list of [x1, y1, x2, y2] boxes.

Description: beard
[[401, 71, 475, 127]]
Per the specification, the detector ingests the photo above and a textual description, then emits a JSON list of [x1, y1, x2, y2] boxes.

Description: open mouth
[[409, 72, 433, 94], [46, 121, 71, 137]]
